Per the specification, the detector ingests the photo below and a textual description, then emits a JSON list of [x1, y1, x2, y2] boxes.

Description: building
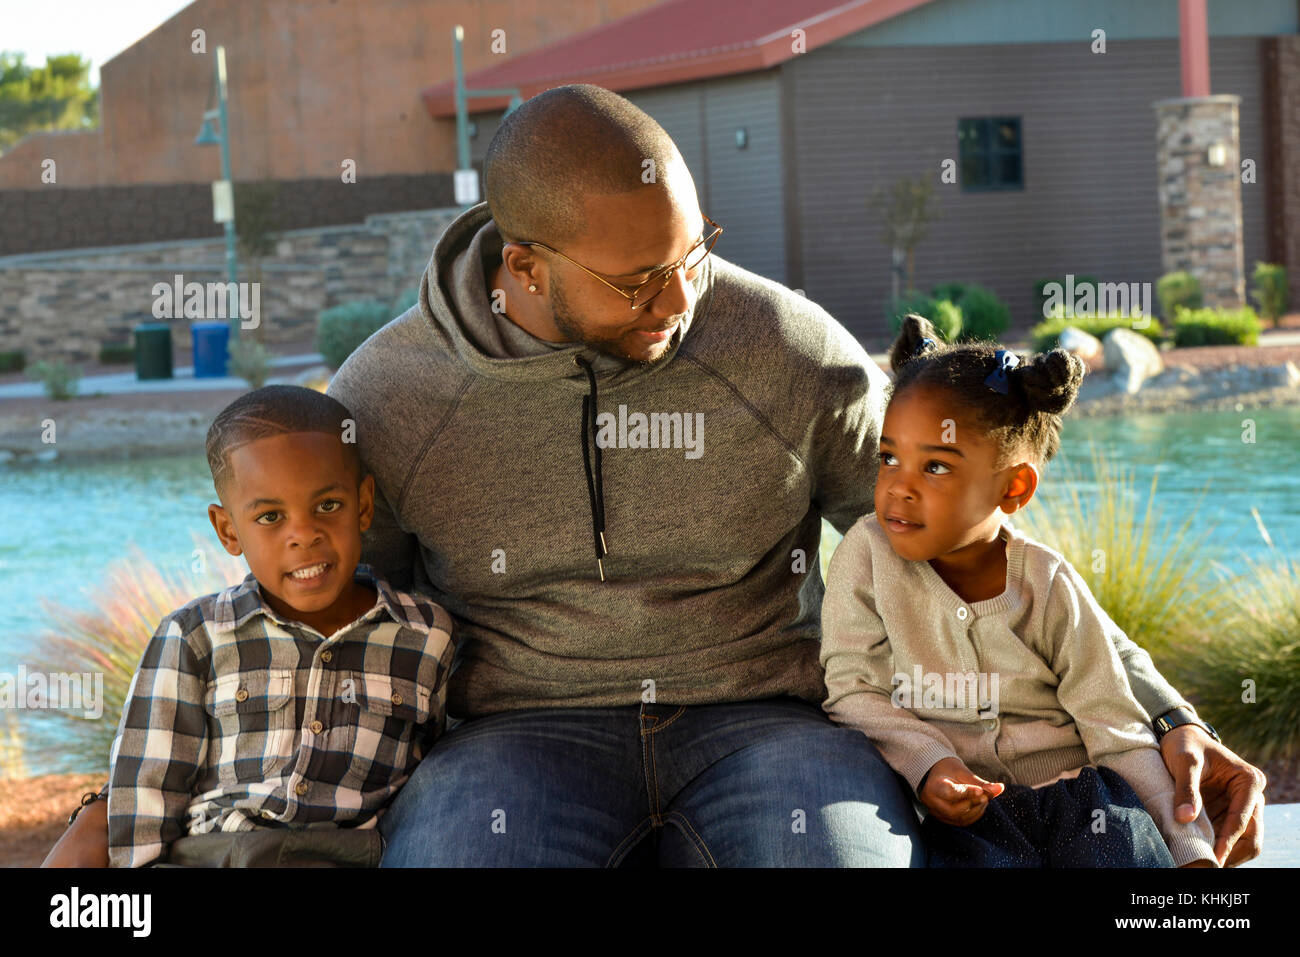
[[424, 0, 1300, 343], [4, 0, 1298, 346]]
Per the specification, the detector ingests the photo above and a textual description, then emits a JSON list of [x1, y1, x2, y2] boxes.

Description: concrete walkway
[[0, 353, 324, 400]]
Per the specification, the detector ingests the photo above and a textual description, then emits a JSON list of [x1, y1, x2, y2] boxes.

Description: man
[[325, 84, 1263, 867], [42, 84, 1264, 868]]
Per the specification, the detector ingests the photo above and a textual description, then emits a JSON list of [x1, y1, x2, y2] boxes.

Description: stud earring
[[528, 284, 538, 292]]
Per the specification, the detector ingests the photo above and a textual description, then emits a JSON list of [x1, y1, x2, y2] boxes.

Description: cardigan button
[[956, 606, 969, 621]]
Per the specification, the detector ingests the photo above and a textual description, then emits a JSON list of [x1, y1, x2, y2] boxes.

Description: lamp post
[[195, 45, 240, 342], [452, 25, 522, 209]]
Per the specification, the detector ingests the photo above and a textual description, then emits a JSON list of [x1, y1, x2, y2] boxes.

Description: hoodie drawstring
[[574, 355, 608, 581]]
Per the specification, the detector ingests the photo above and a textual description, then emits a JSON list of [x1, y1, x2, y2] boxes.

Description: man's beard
[[550, 275, 675, 367]]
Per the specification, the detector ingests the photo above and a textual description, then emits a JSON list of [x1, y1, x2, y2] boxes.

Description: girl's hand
[[920, 757, 1006, 827], [41, 797, 110, 868]]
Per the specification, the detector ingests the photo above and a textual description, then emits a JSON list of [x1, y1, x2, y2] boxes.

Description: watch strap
[[1154, 707, 1220, 743]]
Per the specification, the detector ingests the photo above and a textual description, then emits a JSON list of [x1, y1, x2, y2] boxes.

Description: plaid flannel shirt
[[107, 563, 455, 868]]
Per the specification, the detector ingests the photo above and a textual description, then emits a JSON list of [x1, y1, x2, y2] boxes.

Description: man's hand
[[40, 798, 110, 868], [1159, 724, 1266, 867], [920, 756, 1005, 827]]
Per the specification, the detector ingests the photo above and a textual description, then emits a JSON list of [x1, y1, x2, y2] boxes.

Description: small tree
[[233, 181, 281, 340], [868, 175, 940, 300], [1250, 262, 1290, 328]]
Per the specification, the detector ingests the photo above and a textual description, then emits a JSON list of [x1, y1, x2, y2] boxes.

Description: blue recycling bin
[[192, 322, 230, 378]]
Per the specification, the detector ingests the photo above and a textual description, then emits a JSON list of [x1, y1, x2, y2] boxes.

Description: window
[[958, 117, 1023, 191]]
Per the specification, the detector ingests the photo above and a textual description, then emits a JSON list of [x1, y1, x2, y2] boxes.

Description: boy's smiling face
[[208, 430, 376, 635], [875, 385, 1036, 567]]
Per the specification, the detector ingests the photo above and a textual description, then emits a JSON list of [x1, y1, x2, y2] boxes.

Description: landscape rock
[[1058, 327, 1102, 359], [1103, 328, 1164, 393]]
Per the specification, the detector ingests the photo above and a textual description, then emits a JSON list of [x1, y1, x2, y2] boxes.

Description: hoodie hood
[[420, 201, 711, 390]]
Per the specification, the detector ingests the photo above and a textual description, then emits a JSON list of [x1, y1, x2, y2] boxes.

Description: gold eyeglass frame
[[513, 214, 722, 309]]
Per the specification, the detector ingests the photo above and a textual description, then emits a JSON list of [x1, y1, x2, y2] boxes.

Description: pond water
[[2, 405, 1298, 775]]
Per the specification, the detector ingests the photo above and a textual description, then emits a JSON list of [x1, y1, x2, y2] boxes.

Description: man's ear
[[1000, 462, 1039, 514], [357, 473, 375, 534], [500, 243, 543, 293], [208, 503, 243, 556]]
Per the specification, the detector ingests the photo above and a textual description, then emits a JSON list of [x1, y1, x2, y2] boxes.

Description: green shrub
[[1029, 313, 1164, 353], [928, 282, 1011, 342], [930, 282, 968, 304], [27, 359, 81, 400], [0, 350, 24, 373], [228, 336, 272, 389], [316, 300, 392, 369], [886, 291, 961, 341], [98, 343, 135, 365], [1171, 306, 1260, 347], [1156, 270, 1203, 318], [1034, 275, 1098, 317], [929, 300, 963, 342], [954, 284, 1010, 342], [886, 290, 936, 330], [391, 287, 420, 315], [1250, 262, 1289, 328]]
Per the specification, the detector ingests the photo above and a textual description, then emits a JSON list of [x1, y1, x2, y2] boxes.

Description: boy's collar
[[210, 564, 427, 634]]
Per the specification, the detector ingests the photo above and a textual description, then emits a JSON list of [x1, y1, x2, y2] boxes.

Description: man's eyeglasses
[[514, 214, 722, 309]]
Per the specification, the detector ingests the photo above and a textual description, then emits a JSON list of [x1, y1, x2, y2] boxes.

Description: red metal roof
[[422, 0, 938, 117]]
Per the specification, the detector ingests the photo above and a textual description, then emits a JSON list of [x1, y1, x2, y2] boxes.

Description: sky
[[2, 0, 196, 85]]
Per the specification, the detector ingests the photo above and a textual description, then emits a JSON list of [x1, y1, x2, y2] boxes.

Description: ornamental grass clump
[[1013, 446, 1230, 667], [1170, 551, 1300, 762], [22, 539, 248, 775]]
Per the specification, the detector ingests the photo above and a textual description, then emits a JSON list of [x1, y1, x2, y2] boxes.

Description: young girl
[[820, 314, 1216, 868]]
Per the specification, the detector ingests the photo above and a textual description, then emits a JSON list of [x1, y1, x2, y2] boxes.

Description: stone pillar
[[1153, 95, 1245, 308]]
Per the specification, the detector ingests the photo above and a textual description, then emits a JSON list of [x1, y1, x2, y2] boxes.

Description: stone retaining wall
[[0, 173, 460, 257], [0, 206, 460, 363]]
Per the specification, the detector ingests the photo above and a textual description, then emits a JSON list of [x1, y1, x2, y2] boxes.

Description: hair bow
[[984, 349, 1020, 394], [913, 336, 936, 358]]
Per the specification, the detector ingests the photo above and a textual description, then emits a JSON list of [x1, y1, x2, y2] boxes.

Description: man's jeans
[[378, 696, 925, 867]]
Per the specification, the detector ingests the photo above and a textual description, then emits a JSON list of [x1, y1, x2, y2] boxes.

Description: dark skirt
[[922, 765, 1175, 868]]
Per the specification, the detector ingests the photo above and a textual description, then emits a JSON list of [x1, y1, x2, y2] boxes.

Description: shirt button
[[956, 606, 969, 621], [309, 720, 323, 734], [295, 781, 308, 796], [983, 718, 997, 731], [234, 688, 249, 702], [391, 692, 403, 707], [321, 650, 332, 663]]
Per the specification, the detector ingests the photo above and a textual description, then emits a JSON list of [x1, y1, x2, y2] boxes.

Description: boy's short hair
[[206, 385, 361, 500]]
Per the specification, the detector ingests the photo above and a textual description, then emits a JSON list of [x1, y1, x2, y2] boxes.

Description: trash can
[[192, 321, 230, 378], [134, 323, 173, 380]]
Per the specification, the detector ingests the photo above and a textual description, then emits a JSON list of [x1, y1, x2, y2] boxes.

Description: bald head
[[484, 84, 683, 247]]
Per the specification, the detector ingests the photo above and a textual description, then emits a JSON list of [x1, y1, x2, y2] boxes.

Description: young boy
[[106, 385, 455, 868]]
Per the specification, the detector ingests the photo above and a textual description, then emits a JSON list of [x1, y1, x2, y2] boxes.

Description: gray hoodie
[[328, 202, 1191, 724]]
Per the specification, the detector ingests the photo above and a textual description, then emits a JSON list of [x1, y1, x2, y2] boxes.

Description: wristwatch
[[1153, 707, 1221, 744]]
